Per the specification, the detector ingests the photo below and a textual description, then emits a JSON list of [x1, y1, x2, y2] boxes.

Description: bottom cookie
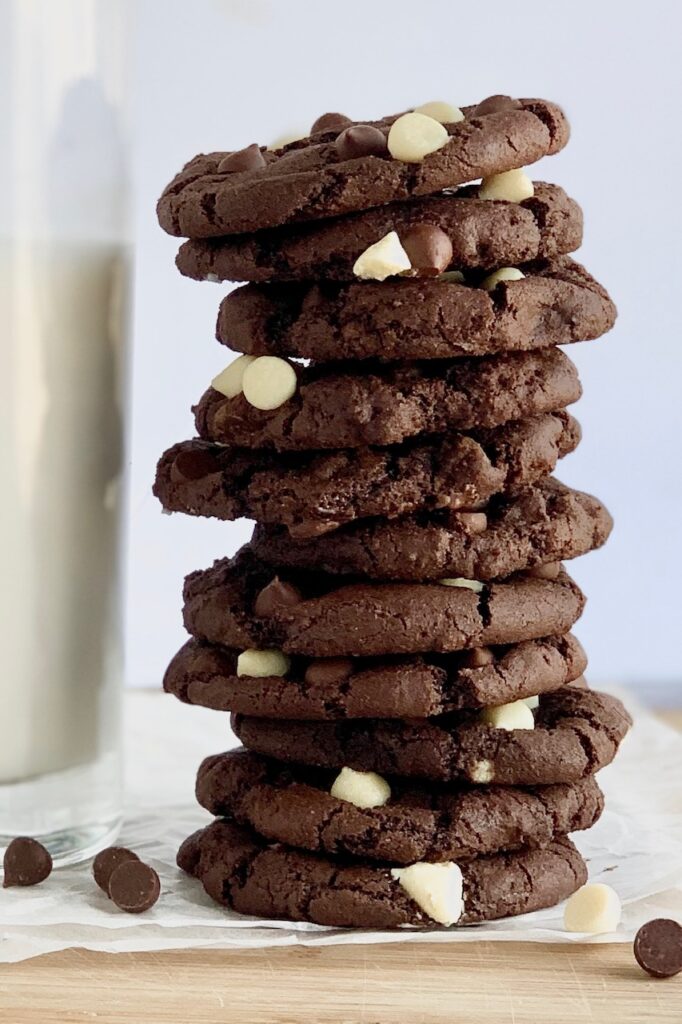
[[178, 821, 587, 929]]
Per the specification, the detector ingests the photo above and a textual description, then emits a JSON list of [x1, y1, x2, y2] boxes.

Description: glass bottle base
[[0, 750, 122, 868]]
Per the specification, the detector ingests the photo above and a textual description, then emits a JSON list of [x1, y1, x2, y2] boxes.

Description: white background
[[126, 0, 682, 702]]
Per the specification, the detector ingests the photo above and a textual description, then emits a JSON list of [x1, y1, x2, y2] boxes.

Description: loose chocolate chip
[[401, 225, 454, 278], [3, 837, 53, 887], [170, 448, 222, 483], [634, 919, 682, 978], [108, 860, 160, 914], [456, 512, 488, 534], [461, 647, 496, 669], [474, 95, 521, 117], [527, 562, 561, 580], [254, 577, 303, 617], [217, 144, 266, 174], [93, 846, 141, 895], [305, 657, 354, 686], [334, 125, 388, 161], [311, 112, 352, 134]]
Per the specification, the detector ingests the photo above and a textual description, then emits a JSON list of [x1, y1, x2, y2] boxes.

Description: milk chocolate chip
[[93, 846, 140, 895], [401, 224, 454, 278], [312, 112, 352, 134], [254, 578, 303, 617], [2, 837, 53, 887], [474, 95, 521, 116], [334, 125, 388, 160], [108, 860, 161, 914], [634, 919, 682, 978], [171, 448, 221, 483], [217, 144, 266, 174]]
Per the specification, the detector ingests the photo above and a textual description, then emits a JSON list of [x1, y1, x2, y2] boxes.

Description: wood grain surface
[[1, 711, 680, 1024], [2, 941, 682, 1023]]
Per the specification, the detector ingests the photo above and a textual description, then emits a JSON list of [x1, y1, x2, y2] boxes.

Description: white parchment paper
[[1, 688, 681, 962]]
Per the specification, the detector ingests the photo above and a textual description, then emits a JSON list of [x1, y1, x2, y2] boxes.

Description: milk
[[0, 238, 128, 784]]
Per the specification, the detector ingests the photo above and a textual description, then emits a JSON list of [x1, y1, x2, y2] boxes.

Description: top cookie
[[157, 98, 569, 237]]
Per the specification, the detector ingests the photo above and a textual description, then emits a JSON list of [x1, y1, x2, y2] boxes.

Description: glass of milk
[[0, 1, 130, 864]]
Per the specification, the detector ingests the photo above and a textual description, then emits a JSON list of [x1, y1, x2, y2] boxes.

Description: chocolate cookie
[[178, 821, 586, 928], [182, 546, 586, 657], [164, 633, 587, 719], [195, 349, 581, 452], [177, 183, 582, 283], [251, 479, 613, 581], [154, 412, 580, 536], [158, 98, 569, 237], [233, 688, 632, 786], [195, 749, 603, 863], [215, 258, 616, 363]]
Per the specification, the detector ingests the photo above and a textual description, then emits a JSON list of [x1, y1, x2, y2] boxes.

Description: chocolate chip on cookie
[[157, 98, 569, 237]]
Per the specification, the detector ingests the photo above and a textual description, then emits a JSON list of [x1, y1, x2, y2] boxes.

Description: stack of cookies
[[154, 95, 631, 929]]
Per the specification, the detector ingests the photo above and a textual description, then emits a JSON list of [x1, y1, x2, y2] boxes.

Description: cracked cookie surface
[[195, 348, 581, 451], [181, 546, 586, 657], [178, 821, 586, 928], [177, 183, 582, 282], [250, 478, 613, 580], [158, 98, 569, 236], [232, 688, 632, 786], [154, 412, 581, 535], [194, 749, 603, 863], [215, 257, 616, 363], [164, 634, 587, 718]]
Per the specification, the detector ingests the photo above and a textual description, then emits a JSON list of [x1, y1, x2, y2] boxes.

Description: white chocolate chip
[[523, 694, 540, 710], [352, 231, 412, 281], [438, 578, 484, 593], [236, 648, 291, 678], [330, 767, 391, 809], [414, 101, 464, 125], [211, 354, 257, 399], [267, 129, 306, 151], [481, 267, 525, 291], [481, 700, 535, 731], [563, 883, 622, 934], [479, 168, 534, 202], [470, 759, 494, 783], [391, 862, 464, 926], [204, 272, 220, 283], [241, 355, 297, 411], [387, 112, 449, 163], [438, 270, 465, 283]]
